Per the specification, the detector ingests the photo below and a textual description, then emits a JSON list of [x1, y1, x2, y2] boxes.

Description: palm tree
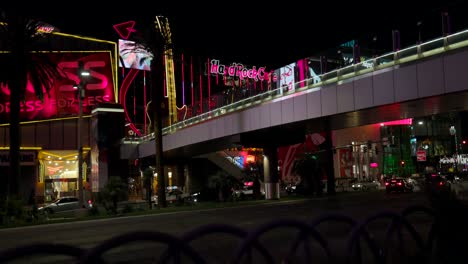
[[0, 10, 63, 200], [142, 167, 154, 209], [207, 171, 241, 202], [123, 17, 168, 207], [292, 152, 322, 195]]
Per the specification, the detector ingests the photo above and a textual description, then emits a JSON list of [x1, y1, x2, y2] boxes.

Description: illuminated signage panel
[[0, 52, 115, 123], [118, 39, 153, 71], [209, 59, 272, 81]]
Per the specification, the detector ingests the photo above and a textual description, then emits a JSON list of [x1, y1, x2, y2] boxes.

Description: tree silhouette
[[0, 10, 63, 200], [292, 152, 322, 195], [123, 17, 169, 207]]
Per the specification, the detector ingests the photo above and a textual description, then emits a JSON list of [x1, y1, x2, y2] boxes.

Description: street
[[0, 191, 434, 263]]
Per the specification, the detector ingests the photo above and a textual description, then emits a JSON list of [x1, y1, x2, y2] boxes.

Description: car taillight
[[385, 182, 389, 186], [397, 182, 402, 186]]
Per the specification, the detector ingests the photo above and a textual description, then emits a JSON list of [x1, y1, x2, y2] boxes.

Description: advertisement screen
[[0, 52, 115, 123], [118, 39, 153, 71], [279, 63, 295, 92]]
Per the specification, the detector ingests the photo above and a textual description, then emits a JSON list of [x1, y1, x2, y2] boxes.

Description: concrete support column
[[90, 104, 125, 195], [324, 123, 336, 195], [184, 164, 191, 194], [263, 146, 280, 200], [176, 163, 185, 191]]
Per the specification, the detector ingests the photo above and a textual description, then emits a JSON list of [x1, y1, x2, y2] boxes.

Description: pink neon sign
[[210, 59, 276, 82], [0, 52, 115, 122], [379, 118, 413, 126], [119, 68, 141, 136]]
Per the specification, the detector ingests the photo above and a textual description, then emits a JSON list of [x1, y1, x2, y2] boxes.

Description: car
[[152, 189, 198, 205], [233, 185, 266, 199], [425, 174, 450, 193], [351, 180, 380, 191], [285, 183, 297, 195], [385, 178, 413, 193], [38, 196, 93, 214]]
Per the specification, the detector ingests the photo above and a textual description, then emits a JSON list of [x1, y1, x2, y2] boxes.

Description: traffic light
[[400, 160, 405, 167], [463, 140, 467, 145]]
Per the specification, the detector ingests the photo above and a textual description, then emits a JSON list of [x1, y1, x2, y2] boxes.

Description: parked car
[[285, 183, 297, 195], [351, 180, 381, 191], [38, 196, 93, 214], [152, 189, 198, 205], [233, 185, 266, 199], [385, 178, 413, 193]]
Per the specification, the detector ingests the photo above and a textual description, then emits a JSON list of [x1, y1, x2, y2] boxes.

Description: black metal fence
[[0, 204, 467, 264]]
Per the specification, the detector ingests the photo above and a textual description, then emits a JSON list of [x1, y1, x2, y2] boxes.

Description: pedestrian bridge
[[121, 28, 468, 159]]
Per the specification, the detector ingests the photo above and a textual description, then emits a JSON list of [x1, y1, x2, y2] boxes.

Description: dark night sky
[[18, 1, 468, 70]]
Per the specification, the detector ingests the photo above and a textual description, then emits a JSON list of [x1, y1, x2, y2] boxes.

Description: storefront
[[0, 29, 120, 203], [332, 111, 468, 182], [38, 150, 89, 203]]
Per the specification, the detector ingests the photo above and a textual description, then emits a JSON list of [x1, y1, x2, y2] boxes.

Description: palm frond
[[0, 15, 64, 100], [27, 53, 65, 100]]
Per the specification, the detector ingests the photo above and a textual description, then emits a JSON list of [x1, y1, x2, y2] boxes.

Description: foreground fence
[[0, 204, 466, 263]]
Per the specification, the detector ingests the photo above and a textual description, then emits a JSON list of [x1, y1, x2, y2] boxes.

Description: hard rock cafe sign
[[209, 59, 276, 82]]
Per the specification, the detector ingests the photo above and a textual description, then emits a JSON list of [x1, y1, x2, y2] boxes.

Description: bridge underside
[[328, 90, 468, 131], [162, 90, 468, 160]]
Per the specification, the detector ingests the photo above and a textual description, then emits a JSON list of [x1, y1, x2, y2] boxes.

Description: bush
[[99, 176, 128, 215], [88, 205, 100, 216], [0, 198, 26, 225], [121, 204, 134, 214]]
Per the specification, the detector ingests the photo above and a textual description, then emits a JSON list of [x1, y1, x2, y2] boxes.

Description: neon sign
[[379, 118, 413, 126], [0, 52, 115, 123], [113, 21, 136, 40], [210, 59, 275, 82], [37, 26, 56, 33]]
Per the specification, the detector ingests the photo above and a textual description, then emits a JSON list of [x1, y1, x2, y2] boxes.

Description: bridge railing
[[127, 28, 468, 143]]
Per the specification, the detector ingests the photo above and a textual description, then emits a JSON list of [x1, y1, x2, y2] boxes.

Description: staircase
[[199, 151, 243, 179]]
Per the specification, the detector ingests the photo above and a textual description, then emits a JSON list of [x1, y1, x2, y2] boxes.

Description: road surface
[[0, 191, 433, 263]]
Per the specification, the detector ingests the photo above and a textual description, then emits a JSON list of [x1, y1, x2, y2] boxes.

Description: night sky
[[15, 1, 468, 70]]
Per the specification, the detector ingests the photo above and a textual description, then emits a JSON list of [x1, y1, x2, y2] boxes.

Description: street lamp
[[74, 62, 89, 208], [417, 21, 423, 44], [168, 171, 172, 187]]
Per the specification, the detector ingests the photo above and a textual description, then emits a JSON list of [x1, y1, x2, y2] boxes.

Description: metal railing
[[125, 28, 468, 144], [0, 205, 444, 263]]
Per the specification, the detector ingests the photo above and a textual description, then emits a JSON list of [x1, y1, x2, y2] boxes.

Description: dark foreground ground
[[0, 191, 467, 263]]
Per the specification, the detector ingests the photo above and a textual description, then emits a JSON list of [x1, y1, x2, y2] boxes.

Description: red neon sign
[[0, 52, 115, 123], [113, 21, 136, 40], [119, 68, 141, 136]]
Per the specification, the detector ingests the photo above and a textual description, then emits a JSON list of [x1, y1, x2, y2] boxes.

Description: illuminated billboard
[[274, 63, 296, 92], [118, 39, 153, 71], [0, 52, 115, 123]]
